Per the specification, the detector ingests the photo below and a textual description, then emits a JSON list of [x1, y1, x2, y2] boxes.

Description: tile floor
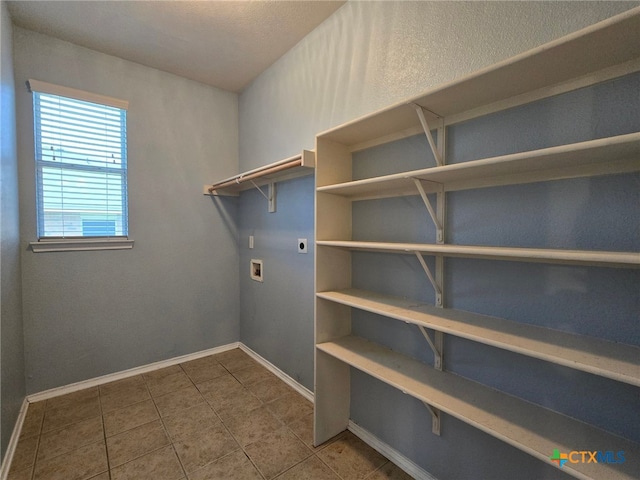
[[8, 348, 414, 480]]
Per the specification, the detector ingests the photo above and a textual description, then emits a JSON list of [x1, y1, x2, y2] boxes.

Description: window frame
[[27, 80, 134, 252]]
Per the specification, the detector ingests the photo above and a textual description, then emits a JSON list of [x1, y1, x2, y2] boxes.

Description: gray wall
[[237, 1, 640, 478], [0, 0, 25, 459], [13, 28, 240, 394]]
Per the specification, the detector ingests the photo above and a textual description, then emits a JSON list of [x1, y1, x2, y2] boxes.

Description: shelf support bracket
[[419, 325, 443, 371], [249, 180, 277, 213], [411, 104, 443, 167], [422, 402, 441, 436], [414, 252, 442, 307], [413, 179, 444, 243]]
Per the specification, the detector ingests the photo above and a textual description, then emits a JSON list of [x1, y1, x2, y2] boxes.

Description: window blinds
[[30, 81, 129, 239]]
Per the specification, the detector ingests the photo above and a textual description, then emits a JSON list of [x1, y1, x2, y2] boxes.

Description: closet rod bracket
[[249, 180, 277, 213]]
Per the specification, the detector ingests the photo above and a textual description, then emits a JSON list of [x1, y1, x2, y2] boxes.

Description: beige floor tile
[[37, 416, 104, 462], [100, 382, 151, 413], [42, 396, 101, 432], [146, 371, 193, 397], [6, 466, 33, 480], [153, 385, 204, 417], [275, 455, 340, 480], [20, 401, 45, 439], [162, 402, 221, 441], [244, 426, 312, 480], [189, 449, 262, 480], [103, 399, 159, 437], [107, 419, 170, 468], [317, 432, 387, 480], [222, 405, 283, 446], [181, 356, 228, 384], [288, 413, 342, 451], [88, 473, 110, 480], [211, 387, 263, 420], [33, 440, 108, 480], [99, 375, 146, 396], [246, 376, 294, 403], [232, 364, 274, 386], [265, 392, 313, 425], [46, 388, 99, 411], [142, 365, 183, 381], [215, 349, 256, 372], [197, 373, 244, 396], [173, 422, 240, 473], [9, 435, 38, 474], [367, 462, 415, 480], [110, 445, 184, 480]]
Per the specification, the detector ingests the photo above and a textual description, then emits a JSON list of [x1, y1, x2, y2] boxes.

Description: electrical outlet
[[298, 238, 308, 254]]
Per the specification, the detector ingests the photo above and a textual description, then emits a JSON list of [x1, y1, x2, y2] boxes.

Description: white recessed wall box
[[250, 259, 263, 282]]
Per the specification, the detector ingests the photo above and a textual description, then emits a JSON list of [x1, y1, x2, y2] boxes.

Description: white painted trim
[[27, 342, 240, 403], [27, 79, 129, 110], [348, 420, 439, 480], [239, 344, 314, 403], [0, 398, 29, 480], [30, 238, 134, 253]]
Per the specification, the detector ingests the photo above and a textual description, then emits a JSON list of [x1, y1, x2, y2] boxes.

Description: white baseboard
[[0, 398, 29, 480], [5, 342, 436, 480], [348, 420, 438, 480], [239, 344, 314, 403], [27, 342, 240, 404]]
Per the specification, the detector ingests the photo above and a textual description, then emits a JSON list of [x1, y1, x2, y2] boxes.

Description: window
[[29, 80, 129, 245]]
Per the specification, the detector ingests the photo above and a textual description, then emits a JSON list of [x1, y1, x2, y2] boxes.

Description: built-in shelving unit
[[314, 8, 640, 479]]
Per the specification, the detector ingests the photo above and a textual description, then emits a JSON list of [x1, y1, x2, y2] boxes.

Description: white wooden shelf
[[205, 150, 315, 196], [317, 241, 640, 269], [317, 289, 640, 387], [317, 133, 640, 200], [316, 335, 640, 480]]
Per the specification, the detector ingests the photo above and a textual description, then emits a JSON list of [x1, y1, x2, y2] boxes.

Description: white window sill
[[30, 238, 134, 253]]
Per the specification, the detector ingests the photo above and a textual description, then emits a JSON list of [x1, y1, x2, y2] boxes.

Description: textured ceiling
[[7, 0, 345, 93]]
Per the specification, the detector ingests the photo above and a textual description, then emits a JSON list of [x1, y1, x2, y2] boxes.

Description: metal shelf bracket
[[411, 104, 444, 166], [419, 325, 443, 371], [423, 402, 441, 436], [249, 180, 276, 213], [413, 179, 444, 242], [414, 252, 443, 307]]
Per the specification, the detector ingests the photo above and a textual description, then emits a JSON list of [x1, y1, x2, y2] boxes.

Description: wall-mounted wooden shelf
[[317, 335, 640, 480], [317, 241, 640, 269], [205, 149, 315, 197], [317, 133, 640, 200], [317, 289, 640, 387]]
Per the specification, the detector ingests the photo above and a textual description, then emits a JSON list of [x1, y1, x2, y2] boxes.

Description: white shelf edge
[[206, 150, 315, 196], [316, 241, 640, 268], [30, 238, 134, 253], [316, 289, 640, 387], [316, 335, 640, 480], [317, 133, 640, 198]]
